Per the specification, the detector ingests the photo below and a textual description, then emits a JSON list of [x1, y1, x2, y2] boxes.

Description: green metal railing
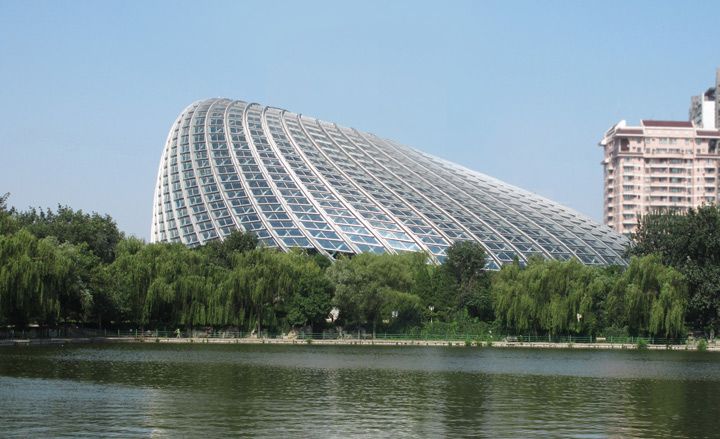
[[290, 333, 690, 346], [0, 328, 696, 346], [118, 330, 693, 346]]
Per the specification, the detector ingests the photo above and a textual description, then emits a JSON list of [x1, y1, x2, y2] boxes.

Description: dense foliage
[[492, 256, 686, 337], [0, 194, 706, 338], [631, 205, 720, 334]]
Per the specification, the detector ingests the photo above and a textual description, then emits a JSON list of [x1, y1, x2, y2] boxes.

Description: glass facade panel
[[151, 98, 629, 266]]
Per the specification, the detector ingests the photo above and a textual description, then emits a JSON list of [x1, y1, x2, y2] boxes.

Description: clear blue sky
[[1, 0, 718, 239]]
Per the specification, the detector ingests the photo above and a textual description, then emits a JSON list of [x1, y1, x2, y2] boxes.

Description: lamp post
[[576, 313, 583, 342]]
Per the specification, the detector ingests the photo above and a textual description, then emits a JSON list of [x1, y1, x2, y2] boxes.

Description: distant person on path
[[175, 328, 181, 338]]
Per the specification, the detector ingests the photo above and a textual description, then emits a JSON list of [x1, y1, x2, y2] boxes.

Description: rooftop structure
[[690, 87, 717, 129], [689, 68, 720, 129], [152, 98, 628, 267]]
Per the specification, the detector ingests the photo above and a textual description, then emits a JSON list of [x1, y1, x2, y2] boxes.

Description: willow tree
[[649, 270, 687, 338], [631, 205, 720, 332], [141, 243, 217, 327], [613, 255, 687, 337], [106, 237, 158, 326], [328, 252, 421, 337], [543, 259, 606, 335], [0, 229, 71, 326], [55, 241, 101, 325], [612, 255, 660, 336], [217, 265, 251, 328], [282, 250, 333, 332], [222, 249, 296, 334], [492, 260, 530, 333], [493, 258, 610, 336]]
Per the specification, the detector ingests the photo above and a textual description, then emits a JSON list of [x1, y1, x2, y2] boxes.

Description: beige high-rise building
[[599, 119, 720, 236]]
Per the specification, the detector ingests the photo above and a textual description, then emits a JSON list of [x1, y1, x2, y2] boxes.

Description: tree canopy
[[631, 205, 720, 332], [0, 194, 705, 339]]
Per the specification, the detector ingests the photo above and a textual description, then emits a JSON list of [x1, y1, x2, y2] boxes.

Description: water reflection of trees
[[624, 378, 720, 438], [3, 345, 720, 437]]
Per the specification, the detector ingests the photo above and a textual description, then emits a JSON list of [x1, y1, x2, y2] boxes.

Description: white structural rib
[[365, 134, 577, 262], [379, 137, 596, 263], [152, 104, 195, 242], [351, 129, 522, 266], [439, 157, 626, 263], [244, 104, 328, 255], [289, 113, 397, 254], [150, 116, 174, 241], [150, 98, 630, 267], [361, 130, 534, 262], [329, 124, 453, 255], [272, 110, 367, 254], [197, 99, 233, 241], [226, 101, 284, 249], [159, 104, 192, 244], [405, 145, 616, 264], [175, 102, 206, 246], [311, 120, 438, 260], [261, 108, 360, 255]]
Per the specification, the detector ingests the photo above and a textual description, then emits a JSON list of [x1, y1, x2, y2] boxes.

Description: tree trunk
[[256, 306, 261, 338]]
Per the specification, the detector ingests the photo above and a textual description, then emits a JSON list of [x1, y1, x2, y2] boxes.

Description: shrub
[[601, 325, 629, 339], [697, 338, 708, 352], [637, 338, 648, 350]]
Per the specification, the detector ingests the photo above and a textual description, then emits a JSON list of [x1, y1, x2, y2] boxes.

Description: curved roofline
[[152, 98, 629, 266]]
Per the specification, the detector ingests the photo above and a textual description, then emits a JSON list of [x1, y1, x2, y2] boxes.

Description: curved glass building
[[151, 98, 628, 267]]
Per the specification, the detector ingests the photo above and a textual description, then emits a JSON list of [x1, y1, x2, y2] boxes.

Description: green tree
[[283, 251, 333, 331], [0, 229, 70, 326], [443, 241, 493, 320], [222, 249, 296, 334], [327, 252, 422, 337], [0, 193, 18, 235], [631, 206, 720, 332], [199, 230, 258, 268], [106, 237, 155, 325], [55, 242, 102, 326], [15, 205, 123, 263], [492, 257, 610, 336], [613, 255, 687, 337], [141, 243, 216, 328]]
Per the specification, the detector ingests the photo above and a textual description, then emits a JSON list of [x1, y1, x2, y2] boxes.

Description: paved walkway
[[1, 336, 717, 351]]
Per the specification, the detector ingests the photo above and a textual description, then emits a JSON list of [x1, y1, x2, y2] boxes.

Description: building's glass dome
[[151, 98, 628, 268]]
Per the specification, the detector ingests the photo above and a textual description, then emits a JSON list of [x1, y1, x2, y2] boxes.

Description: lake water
[[1, 343, 719, 438]]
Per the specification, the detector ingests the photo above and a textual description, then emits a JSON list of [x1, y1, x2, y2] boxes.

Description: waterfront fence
[[107, 330, 691, 346], [292, 333, 691, 346], [0, 328, 695, 346]]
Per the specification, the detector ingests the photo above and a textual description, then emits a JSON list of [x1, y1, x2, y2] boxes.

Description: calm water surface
[[1, 343, 719, 438]]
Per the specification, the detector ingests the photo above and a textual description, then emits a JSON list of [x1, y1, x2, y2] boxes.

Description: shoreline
[[0, 336, 716, 351]]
